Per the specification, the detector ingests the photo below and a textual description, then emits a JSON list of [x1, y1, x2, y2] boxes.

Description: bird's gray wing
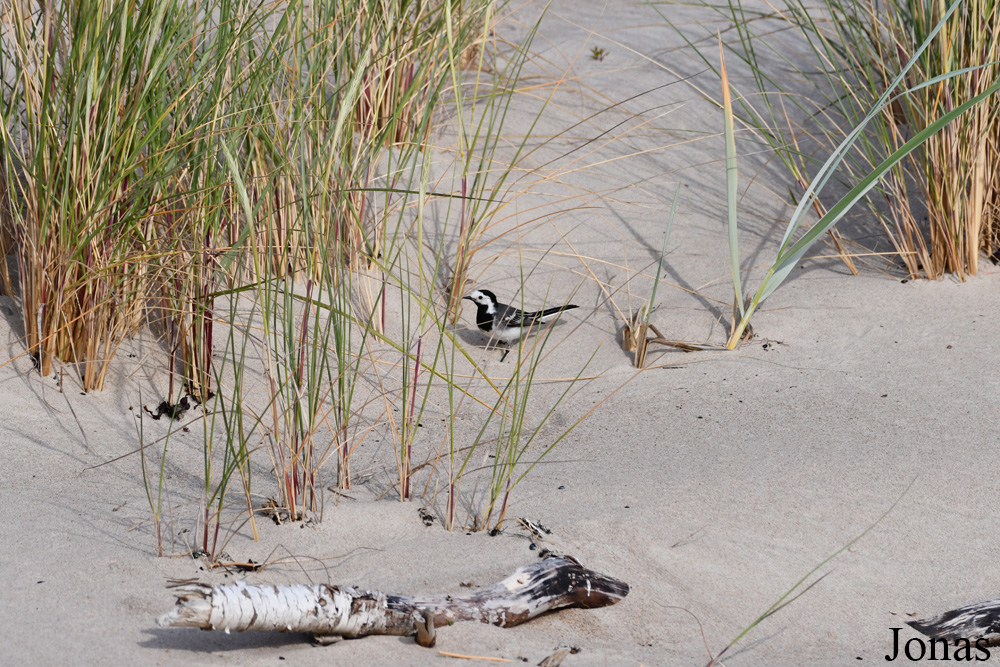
[[496, 304, 528, 327]]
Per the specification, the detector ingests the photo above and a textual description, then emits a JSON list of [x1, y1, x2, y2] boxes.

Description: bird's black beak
[[462, 295, 473, 301]]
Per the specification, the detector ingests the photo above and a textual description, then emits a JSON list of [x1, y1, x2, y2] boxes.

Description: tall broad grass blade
[[719, 33, 743, 317]]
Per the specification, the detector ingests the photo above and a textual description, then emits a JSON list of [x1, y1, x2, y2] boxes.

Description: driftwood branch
[[909, 598, 1000, 643], [157, 556, 628, 644]]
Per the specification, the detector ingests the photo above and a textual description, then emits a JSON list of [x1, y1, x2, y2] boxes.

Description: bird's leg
[[499, 342, 510, 363]]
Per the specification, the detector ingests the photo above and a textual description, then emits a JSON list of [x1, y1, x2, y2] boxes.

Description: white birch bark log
[[157, 556, 629, 643]]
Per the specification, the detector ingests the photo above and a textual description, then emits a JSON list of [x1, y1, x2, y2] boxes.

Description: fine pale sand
[[4, 2, 1000, 665]]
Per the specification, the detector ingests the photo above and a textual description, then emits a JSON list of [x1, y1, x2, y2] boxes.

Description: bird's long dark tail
[[528, 304, 579, 324]]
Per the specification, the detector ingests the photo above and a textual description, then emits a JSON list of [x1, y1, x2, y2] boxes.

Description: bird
[[462, 289, 578, 359]]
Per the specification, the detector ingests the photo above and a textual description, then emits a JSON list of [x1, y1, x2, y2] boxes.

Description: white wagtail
[[463, 289, 579, 359]]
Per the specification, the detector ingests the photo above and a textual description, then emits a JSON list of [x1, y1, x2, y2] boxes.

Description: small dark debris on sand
[[143, 389, 214, 421]]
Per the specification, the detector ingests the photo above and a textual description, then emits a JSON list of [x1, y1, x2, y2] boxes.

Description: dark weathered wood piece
[[909, 598, 1000, 643], [622, 310, 706, 368], [157, 556, 628, 644]]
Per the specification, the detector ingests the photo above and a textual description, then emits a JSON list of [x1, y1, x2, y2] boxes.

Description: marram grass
[[2, 0, 585, 552], [666, 0, 1000, 286], [657, 0, 1000, 346]]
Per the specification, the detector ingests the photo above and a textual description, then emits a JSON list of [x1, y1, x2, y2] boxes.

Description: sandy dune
[[3, 1, 999, 665]]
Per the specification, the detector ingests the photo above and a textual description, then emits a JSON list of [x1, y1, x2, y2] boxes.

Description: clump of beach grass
[[655, 0, 1000, 346], [0, 0, 538, 555], [790, 0, 1000, 279], [3, 0, 709, 562], [0, 0, 210, 389], [64, 0, 607, 553], [660, 0, 1000, 291]]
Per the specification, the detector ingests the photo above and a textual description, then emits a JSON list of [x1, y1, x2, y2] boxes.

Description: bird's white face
[[465, 290, 491, 306]]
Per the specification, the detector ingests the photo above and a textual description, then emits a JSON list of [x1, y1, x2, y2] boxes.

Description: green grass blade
[[716, 478, 915, 661], [646, 180, 682, 320], [720, 34, 743, 317]]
